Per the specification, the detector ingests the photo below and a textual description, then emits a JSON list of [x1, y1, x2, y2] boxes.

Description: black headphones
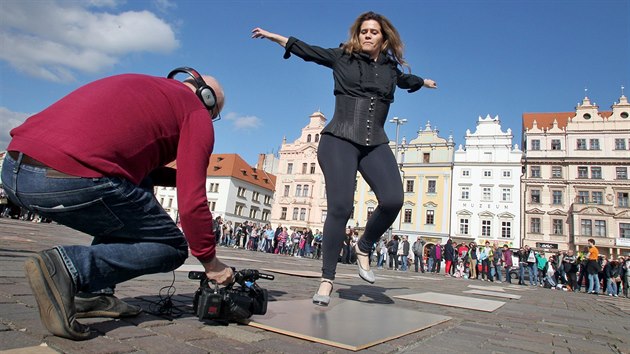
[[167, 67, 220, 120]]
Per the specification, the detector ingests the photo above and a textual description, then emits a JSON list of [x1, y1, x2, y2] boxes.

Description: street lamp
[[389, 117, 407, 162]]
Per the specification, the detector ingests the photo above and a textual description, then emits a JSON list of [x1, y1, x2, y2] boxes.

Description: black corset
[[321, 95, 391, 146]]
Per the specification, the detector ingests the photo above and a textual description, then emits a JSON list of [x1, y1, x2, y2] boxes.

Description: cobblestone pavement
[[1, 218, 629, 354]]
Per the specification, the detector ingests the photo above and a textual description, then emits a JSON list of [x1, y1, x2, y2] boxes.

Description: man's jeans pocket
[[32, 198, 123, 236]]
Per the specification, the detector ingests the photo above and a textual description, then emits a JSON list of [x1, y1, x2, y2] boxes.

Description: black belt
[[8, 151, 79, 178]]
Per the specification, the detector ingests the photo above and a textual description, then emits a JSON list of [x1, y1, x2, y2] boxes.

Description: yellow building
[[353, 121, 454, 243]]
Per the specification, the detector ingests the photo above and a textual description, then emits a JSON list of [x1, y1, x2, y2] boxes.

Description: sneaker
[[24, 248, 91, 340], [75, 294, 142, 318]]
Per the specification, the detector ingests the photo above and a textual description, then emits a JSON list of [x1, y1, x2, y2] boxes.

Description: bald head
[[183, 75, 225, 119]]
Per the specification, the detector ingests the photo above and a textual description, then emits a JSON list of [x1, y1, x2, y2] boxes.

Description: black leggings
[[317, 134, 403, 280]]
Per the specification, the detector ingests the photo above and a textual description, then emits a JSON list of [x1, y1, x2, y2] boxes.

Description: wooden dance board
[[467, 284, 506, 292], [394, 292, 505, 312], [262, 268, 353, 279], [463, 289, 521, 300], [247, 299, 450, 351]]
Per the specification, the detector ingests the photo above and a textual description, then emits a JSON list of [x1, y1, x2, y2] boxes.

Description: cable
[[147, 271, 187, 319]]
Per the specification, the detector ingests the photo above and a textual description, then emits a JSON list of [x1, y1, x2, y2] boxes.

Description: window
[[482, 187, 492, 201], [295, 185, 302, 197], [306, 134, 311, 142], [315, 134, 320, 142], [208, 183, 219, 193], [530, 166, 541, 178], [461, 186, 470, 200], [552, 190, 563, 205], [531, 139, 540, 150], [302, 163, 307, 174], [591, 191, 603, 205], [577, 166, 588, 179], [235, 204, 244, 216], [531, 189, 540, 203], [530, 218, 541, 234], [459, 218, 469, 235], [423, 153, 430, 163], [590, 139, 600, 150], [577, 191, 589, 204], [249, 208, 257, 219], [617, 167, 628, 180], [321, 210, 327, 223], [501, 188, 511, 202], [594, 220, 606, 237], [462, 170, 470, 177], [481, 220, 492, 237], [483, 170, 492, 178], [551, 139, 561, 150], [367, 206, 374, 220], [299, 208, 306, 221], [552, 166, 562, 178], [581, 219, 592, 236], [406, 180, 415, 193], [167, 198, 173, 208], [426, 210, 435, 225], [404, 209, 412, 223], [264, 195, 271, 205], [427, 180, 436, 193], [237, 187, 246, 197], [283, 185, 290, 197], [591, 167, 602, 179], [501, 221, 511, 238], [262, 210, 270, 221], [552, 219, 563, 235], [292, 208, 299, 220], [620, 223, 630, 238], [618, 192, 629, 207], [310, 163, 316, 174], [280, 207, 287, 220], [576, 139, 587, 150], [615, 138, 627, 150], [302, 185, 309, 197], [502, 170, 511, 178], [252, 191, 260, 202], [286, 163, 293, 174]]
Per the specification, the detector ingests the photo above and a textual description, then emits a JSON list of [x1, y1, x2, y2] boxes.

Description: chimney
[[257, 153, 266, 170]]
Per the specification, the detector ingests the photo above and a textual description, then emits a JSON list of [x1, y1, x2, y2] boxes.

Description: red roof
[[167, 154, 276, 191], [522, 111, 613, 131]]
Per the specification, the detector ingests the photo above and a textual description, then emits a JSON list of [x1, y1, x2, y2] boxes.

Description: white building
[[450, 115, 523, 248], [155, 154, 276, 226]]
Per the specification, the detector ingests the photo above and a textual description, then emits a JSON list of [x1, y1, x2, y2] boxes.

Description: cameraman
[[1, 71, 231, 340]]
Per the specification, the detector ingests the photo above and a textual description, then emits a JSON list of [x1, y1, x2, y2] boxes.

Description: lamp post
[[389, 117, 407, 162]]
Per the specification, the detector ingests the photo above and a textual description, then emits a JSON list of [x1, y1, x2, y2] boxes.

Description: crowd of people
[[214, 217, 630, 299]]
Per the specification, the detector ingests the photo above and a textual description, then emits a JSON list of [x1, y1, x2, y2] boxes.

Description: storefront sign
[[616, 238, 630, 247], [536, 242, 558, 250]]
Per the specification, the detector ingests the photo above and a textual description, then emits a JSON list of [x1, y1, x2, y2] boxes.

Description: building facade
[[270, 111, 327, 231], [450, 115, 523, 248], [155, 153, 276, 227], [354, 121, 454, 245], [522, 94, 630, 256]]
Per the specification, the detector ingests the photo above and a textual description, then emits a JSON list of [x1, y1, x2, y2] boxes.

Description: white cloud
[[0, 107, 30, 150], [154, 0, 177, 13], [0, 1, 178, 82], [224, 112, 263, 131]]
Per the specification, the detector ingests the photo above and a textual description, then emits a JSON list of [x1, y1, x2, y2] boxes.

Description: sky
[[1, 0, 628, 166]]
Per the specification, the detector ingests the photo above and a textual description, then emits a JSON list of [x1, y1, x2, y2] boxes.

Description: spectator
[[585, 239, 601, 295], [412, 237, 425, 273], [444, 239, 455, 276], [387, 236, 399, 270], [501, 245, 513, 284], [604, 259, 620, 297], [468, 242, 478, 280], [562, 249, 578, 292]]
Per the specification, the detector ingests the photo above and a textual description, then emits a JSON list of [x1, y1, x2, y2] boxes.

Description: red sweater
[[8, 74, 217, 262]]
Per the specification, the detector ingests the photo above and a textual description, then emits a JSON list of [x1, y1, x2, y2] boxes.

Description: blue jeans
[[400, 255, 408, 271], [1, 154, 188, 293], [606, 278, 618, 295], [519, 263, 526, 283], [587, 273, 600, 293], [527, 263, 538, 285]]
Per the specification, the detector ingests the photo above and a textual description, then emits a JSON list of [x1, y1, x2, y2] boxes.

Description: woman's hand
[[251, 27, 288, 47], [424, 79, 438, 89]]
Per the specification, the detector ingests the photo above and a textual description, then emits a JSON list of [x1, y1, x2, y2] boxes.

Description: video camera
[[189, 269, 274, 322]]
